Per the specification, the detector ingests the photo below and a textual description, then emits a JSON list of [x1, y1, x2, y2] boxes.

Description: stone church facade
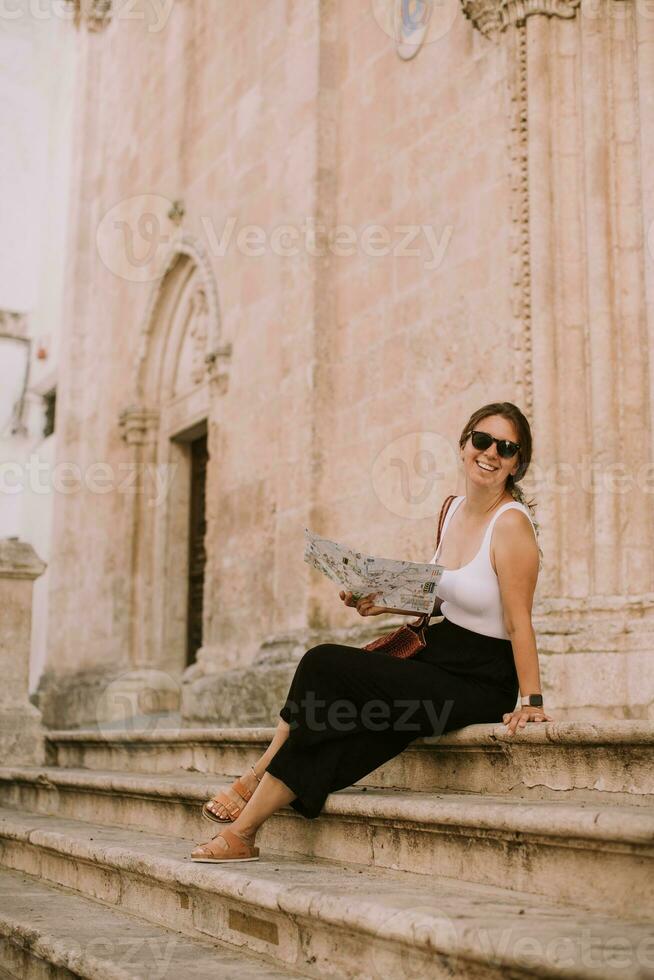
[[36, 0, 654, 729]]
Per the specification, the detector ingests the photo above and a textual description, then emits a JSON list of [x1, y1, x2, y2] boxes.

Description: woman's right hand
[[339, 590, 385, 616]]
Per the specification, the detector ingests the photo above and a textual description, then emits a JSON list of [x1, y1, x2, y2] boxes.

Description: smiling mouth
[[476, 459, 498, 472]]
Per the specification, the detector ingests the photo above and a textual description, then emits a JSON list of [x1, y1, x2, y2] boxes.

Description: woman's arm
[[493, 510, 542, 697]]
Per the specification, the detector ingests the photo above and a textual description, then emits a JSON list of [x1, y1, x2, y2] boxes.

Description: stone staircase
[[0, 721, 652, 979]]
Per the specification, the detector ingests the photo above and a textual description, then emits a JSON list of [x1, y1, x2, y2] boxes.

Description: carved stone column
[[0, 539, 46, 764], [118, 405, 160, 668], [635, 3, 654, 488], [461, 0, 654, 719]]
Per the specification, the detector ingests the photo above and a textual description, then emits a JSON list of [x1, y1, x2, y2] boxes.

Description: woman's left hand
[[339, 590, 386, 616], [502, 706, 554, 735]]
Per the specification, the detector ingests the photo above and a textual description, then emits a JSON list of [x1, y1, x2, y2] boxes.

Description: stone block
[[0, 539, 46, 765], [181, 661, 298, 729]]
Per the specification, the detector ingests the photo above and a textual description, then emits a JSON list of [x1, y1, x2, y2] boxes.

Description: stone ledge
[[43, 721, 654, 802], [1, 766, 652, 846], [46, 719, 654, 745], [0, 539, 46, 580]]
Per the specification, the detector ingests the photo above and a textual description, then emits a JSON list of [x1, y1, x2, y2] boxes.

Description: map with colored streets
[[304, 528, 444, 616]]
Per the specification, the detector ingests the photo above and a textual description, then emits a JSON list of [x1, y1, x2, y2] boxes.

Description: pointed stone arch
[[132, 233, 229, 406]]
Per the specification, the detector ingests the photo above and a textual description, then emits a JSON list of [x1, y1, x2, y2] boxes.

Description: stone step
[[0, 866, 313, 979], [46, 721, 654, 804], [0, 807, 651, 980], [0, 770, 653, 922]]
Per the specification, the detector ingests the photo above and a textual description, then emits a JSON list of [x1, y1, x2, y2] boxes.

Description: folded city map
[[304, 528, 444, 616]]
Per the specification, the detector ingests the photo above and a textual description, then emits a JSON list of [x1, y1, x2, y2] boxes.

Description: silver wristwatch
[[521, 694, 544, 708]]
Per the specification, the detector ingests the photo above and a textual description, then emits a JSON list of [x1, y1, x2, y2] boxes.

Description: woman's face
[[460, 414, 521, 490]]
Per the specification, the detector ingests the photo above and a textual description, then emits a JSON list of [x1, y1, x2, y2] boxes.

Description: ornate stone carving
[[168, 200, 186, 226], [118, 405, 160, 446], [69, 0, 112, 31], [171, 286, 225, 395], [206, 341, 233, 396], [505, 25, 534, 417], [189, 289, 209, 387], [461, 0, 580, 35], [0, 538, 46, 580], [0, 310, 28, 339], [133, 233, 224, 403]]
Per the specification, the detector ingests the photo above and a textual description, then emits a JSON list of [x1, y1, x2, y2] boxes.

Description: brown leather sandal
[[191, 827, 260, 863], [201, 766, 262, 825]]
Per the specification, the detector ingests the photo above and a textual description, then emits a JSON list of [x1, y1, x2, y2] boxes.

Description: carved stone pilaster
[[461, 0, 580, 35], [505, 24, 534, 418], [118, 406, 160, 446]]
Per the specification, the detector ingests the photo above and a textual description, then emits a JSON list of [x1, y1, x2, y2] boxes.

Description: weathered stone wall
[[39, 0, 654, 728]]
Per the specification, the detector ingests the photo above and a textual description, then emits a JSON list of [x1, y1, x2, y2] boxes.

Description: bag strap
[[414, 494, 458, 628], [435, 494, 457, 551]]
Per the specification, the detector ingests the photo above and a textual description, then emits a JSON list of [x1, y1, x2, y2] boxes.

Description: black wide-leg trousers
[[265, 616, 520, 818]]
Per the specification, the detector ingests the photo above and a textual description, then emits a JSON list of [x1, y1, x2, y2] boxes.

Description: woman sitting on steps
[[191, 400, 554, 863]]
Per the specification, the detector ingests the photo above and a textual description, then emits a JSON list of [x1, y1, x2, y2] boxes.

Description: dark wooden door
[[186, 432, 208, 666]]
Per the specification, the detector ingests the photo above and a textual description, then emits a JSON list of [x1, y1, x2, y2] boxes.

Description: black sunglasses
[[470, 429, 520, 459]]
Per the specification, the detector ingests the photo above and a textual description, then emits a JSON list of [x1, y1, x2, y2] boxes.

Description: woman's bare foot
[[204, 766, 262, 820]]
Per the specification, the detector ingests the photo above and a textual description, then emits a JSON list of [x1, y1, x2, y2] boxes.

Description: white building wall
[[0, 3, 79, 691]]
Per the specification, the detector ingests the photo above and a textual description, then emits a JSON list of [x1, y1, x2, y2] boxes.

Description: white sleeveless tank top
[[430, 495, 538, 640]]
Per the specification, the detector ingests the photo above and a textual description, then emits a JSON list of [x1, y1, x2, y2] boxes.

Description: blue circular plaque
[[394, 0, 434, 59]]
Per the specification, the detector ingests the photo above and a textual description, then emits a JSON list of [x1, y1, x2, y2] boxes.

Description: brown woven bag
[[361, 494, 457, 659]]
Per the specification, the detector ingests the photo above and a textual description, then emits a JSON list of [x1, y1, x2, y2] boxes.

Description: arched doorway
[[118, 236, 231, 682]]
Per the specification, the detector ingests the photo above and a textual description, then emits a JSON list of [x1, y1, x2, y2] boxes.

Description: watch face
[[530, 695, 543, 706]]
